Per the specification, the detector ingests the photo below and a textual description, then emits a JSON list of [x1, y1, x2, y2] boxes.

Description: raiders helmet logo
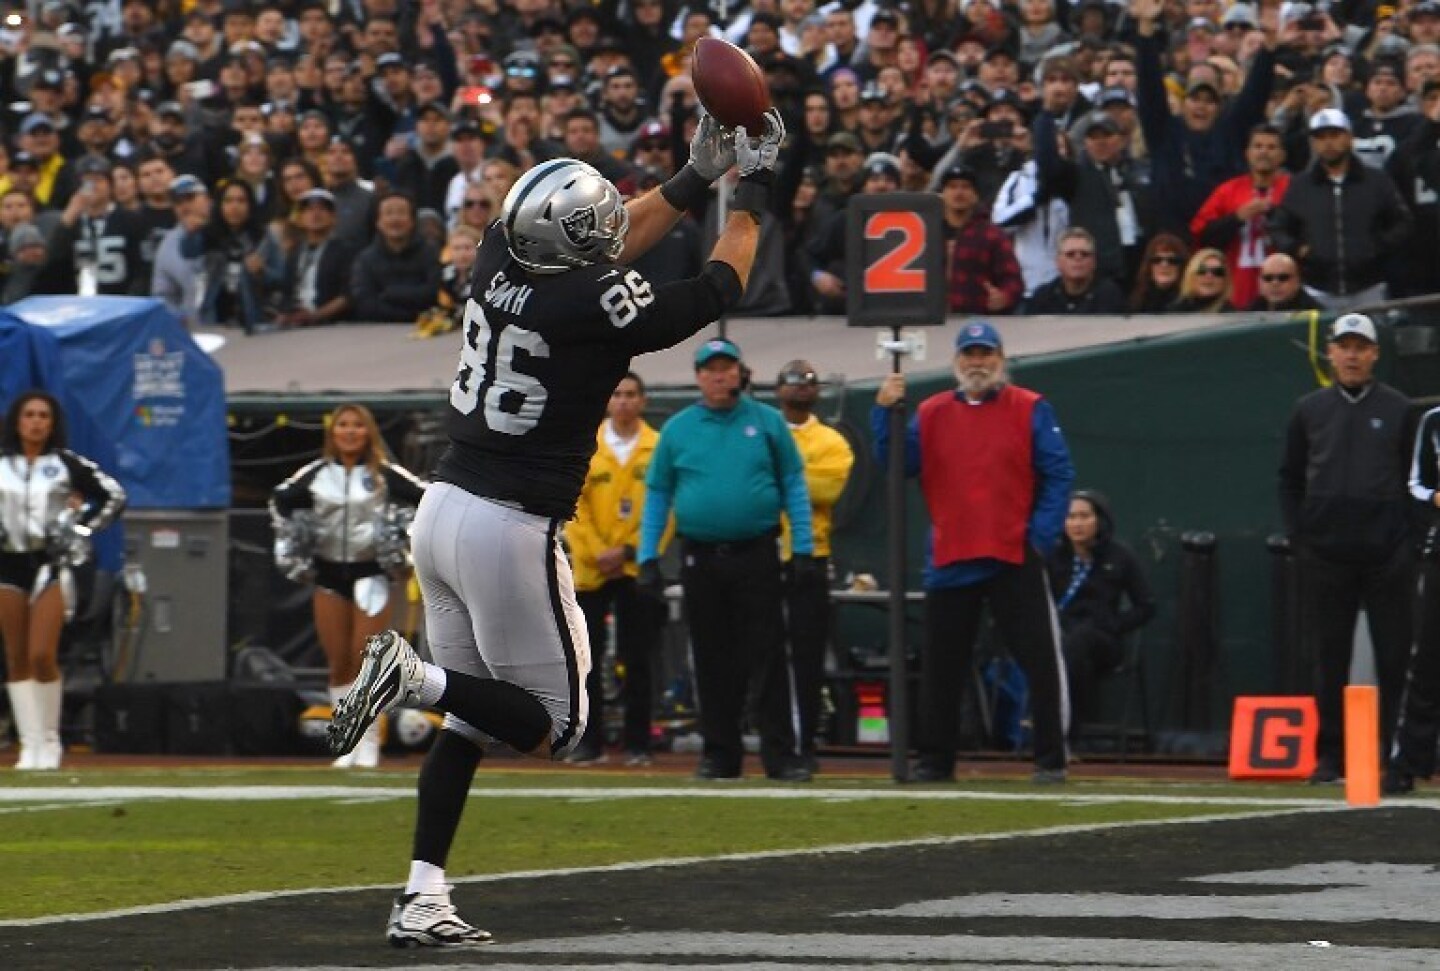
[[560, 205, 598, 247]]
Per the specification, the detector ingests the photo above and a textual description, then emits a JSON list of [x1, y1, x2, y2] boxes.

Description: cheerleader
[[1, 391, 126, 770], [271, 404, 426, 767]]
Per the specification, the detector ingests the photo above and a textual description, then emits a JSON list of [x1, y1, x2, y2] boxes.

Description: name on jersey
[[484, 271, 535, 316]]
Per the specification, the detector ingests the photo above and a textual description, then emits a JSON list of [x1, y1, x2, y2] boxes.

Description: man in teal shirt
[[639, 337, 818, 781]]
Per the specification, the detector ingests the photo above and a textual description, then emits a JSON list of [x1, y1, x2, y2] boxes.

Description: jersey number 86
[[450, 299, 550, 436]]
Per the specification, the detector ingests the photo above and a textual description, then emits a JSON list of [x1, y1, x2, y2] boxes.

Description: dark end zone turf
[[3, 807, 1439, 968]]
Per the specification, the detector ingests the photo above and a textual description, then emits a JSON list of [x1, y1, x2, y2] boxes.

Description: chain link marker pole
[[844, 194, 944, 783], [883, 325, 911, 783]]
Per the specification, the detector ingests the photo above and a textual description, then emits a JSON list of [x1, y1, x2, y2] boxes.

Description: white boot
[[352, 719, 382, 769], [5, 680, 40, 770], [34, 678, 63, 771], [330, 683, 356, 768]]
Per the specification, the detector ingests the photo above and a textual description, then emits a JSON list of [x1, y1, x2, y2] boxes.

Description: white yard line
[[0, 804, 1354, 928], [0, 783, 1433, 808]]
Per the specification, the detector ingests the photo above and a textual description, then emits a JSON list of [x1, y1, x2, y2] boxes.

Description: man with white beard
[[873, 321, 1075, 783]]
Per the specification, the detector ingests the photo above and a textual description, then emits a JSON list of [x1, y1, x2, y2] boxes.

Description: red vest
[[917, 384, 1038, 567]]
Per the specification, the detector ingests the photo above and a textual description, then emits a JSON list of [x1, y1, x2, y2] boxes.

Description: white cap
[[1280, 1, 1312, 24], [1222, 4, 1258, 27], [1309, 107, 1351, 132], [1330, 312, 1378, 343]]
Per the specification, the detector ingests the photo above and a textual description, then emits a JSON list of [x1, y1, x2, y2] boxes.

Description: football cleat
[[328, 631, 423, 757], [387, 887, 494, 948]]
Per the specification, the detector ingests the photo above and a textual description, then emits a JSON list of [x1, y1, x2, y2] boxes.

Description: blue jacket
[[871, 387, 1074, 589], [640, 395, 814, 562]]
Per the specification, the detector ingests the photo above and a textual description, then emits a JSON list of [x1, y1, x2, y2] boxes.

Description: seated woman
[[1046, 490, 1155, 742], [1168, 248, 1236, 313], [1128, 233, 1190, 313]]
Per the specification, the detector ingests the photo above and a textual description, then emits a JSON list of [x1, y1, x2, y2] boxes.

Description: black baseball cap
[[939, 164, 978, 187]]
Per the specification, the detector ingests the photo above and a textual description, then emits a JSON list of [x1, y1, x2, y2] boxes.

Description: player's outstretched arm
[[708, 212, 758, 289], [618, 188, 689, 264], [619, 110, 735, 264]]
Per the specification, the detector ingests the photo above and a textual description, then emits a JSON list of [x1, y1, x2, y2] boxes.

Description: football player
[[328, 109, 784, 948]]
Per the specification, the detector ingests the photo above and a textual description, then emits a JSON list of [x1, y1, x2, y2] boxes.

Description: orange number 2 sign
[[863, 211, 927, 294]]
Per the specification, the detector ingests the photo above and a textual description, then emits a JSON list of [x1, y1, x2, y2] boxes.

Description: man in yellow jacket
[[777, 359, 855, 772], [566, 372, 668, 765]]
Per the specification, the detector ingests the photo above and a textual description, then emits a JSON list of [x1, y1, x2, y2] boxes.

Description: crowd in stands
[[1, 0, 1437, 325]]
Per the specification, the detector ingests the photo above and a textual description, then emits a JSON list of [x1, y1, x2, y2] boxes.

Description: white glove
[[688, 108, 736, 181], [735, 109, 785, 178]]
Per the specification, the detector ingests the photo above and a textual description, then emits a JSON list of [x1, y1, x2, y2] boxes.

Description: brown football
[[691, 37, 772, 133]]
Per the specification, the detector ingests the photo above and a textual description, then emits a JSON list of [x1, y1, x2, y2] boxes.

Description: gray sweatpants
[[411, 481, 591, 756]]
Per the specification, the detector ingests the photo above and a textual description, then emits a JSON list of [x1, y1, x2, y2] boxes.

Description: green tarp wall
[[227, 310, 1440, 745]]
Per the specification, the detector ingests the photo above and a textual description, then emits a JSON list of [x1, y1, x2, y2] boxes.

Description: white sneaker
[[35, 740, 62, 771], [386, 887, 493, 948], [329, 631, 423, 758], [352, 732, 381, 768]]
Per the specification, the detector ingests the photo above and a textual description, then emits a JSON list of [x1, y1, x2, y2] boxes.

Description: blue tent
[[0, 314, 126, 570], [5, 296, 230, 510]]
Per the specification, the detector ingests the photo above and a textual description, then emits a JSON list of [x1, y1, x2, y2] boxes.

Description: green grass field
[[0, 766, 1353, 921]]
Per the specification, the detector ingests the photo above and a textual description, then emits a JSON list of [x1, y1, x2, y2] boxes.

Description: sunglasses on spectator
[[1150, 254, 1182, 266], [1197, 265, 1226, 277], [636, 141, 668, 151], [463, 199, 490, 209], [1261, 272, 1294, 282], [1062, 249, 1094, 258], [779, 371, 819, 386], [549, 59, 576, 69]]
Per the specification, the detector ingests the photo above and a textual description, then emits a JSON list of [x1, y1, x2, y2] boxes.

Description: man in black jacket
[[1278, 312, 1415, 784], [1247, 253, 1321, 311], [392, 102, 461, 216], [276, 189, 353, 327], [1032, 109, 1152, 288], [1021, 227, 1128, 314], [1267, 109, 1413, 310], [349, 191, 442, 323]]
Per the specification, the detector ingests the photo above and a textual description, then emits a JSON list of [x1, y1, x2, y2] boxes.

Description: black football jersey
[[435, 221, 735, 519], [73, 207, 146, 295], [136, 204, 177, 281]]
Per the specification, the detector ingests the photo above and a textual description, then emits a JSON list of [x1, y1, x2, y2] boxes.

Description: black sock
[[439, 671, 553, 755], [413, 729, 484, 867]]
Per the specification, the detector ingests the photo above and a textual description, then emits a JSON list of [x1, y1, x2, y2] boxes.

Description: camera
[[1299, 14, 1325, 29], [980, 120, 1013, 139]]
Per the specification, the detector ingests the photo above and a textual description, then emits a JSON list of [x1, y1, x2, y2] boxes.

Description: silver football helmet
[[501, 159, 630, 274]]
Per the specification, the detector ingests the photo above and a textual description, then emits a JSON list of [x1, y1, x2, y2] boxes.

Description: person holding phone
[[936, 90, 1028, 205], [52, 156, 147, 296]]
